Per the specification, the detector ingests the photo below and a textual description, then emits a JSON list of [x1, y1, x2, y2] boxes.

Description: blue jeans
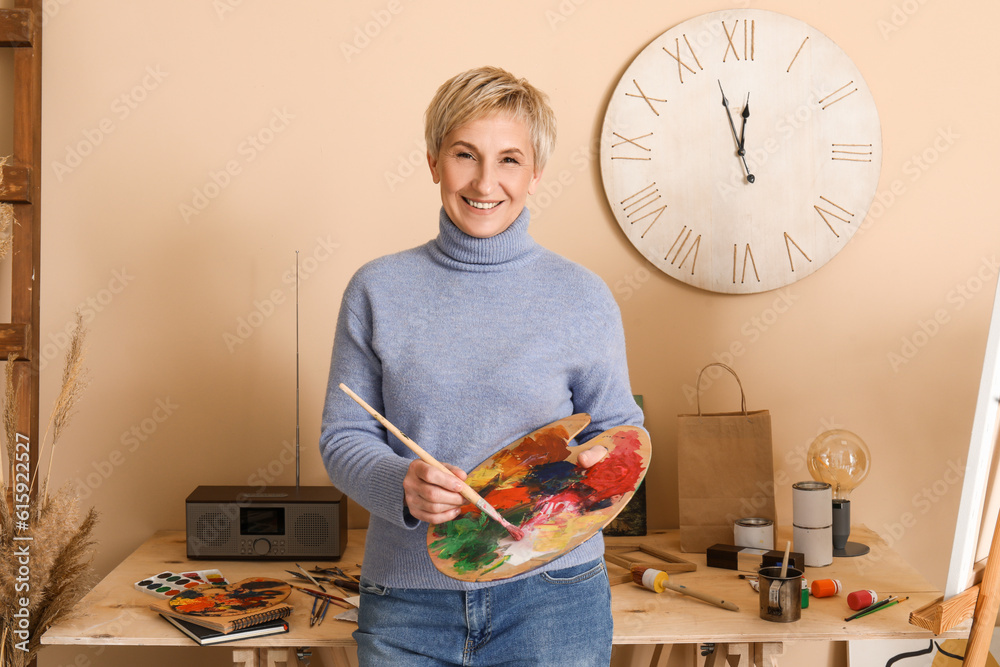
[[354, 558, 612, 666]]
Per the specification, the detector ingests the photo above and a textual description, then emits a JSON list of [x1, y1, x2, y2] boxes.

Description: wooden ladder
[[0, 1, 42, 499]]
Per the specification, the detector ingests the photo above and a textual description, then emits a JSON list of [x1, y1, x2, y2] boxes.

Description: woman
[[320, 66, 644, 666]]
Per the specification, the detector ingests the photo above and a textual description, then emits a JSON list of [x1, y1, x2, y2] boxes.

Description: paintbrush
[[779, 541, 791, 578], [631, 565, 739, 612], [845, 595, 908, 621], [767, 540, 793, 617], [293, 585, 353, 609], [339, 382, 525, 540], [296, 563, 327, 592]]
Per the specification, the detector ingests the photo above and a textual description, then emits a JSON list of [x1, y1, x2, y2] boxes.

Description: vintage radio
[[185, 485, 347, 560]]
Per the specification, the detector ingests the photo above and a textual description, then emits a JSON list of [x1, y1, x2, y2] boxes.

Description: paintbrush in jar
[[339, 383, 526, 541]]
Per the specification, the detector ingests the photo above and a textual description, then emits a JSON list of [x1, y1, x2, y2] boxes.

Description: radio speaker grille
[[195, 512, 231, 547], [294, 513, 330, 547]]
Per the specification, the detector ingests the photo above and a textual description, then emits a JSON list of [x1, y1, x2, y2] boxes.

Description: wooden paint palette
[[427, 414, 651, 582], [164, 577, 290, 617]]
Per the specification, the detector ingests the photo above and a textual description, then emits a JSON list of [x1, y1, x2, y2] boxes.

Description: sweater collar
[[431, 207, 537, 270]]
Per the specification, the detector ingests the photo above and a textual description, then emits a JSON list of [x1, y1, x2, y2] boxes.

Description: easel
[[909, 275, 1000, 664]]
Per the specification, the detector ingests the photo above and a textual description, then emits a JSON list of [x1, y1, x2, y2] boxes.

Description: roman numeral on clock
[[786, 36, 809, 73], [620, 183, 667, 237], [831, 143, 873, 163], [722, 19, 755, 62], [819, 81, 858, 110], [662, 35, 702, 83], [624, 79, 667, 117], [666, 226, 700, 274], [784, 232, 812, 272], [611, 132, 653, 161], [733, 243, 760, 284], [814, 196, 855, 237]]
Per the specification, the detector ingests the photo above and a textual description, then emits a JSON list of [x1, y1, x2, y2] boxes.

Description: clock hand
[[717, 80, 741, 148], [717, 81, 755, 184], [738, 93, 750, 157]]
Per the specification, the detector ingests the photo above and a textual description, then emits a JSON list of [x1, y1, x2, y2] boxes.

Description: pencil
[[339, 382, 525, 540], [317, 598, 330, 626], [309, 596, 319, 627]]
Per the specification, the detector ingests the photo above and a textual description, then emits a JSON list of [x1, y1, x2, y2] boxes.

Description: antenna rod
[[295, 250, 300, 492]]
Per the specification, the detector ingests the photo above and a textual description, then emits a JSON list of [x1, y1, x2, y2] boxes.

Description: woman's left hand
[[577, 445, 608, 468]]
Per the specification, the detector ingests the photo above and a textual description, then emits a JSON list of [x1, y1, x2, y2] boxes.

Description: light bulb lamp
[[807, 429, 871, 557]]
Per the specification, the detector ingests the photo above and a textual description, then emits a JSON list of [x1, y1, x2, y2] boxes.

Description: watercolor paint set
[[134, 569, 229, 599]]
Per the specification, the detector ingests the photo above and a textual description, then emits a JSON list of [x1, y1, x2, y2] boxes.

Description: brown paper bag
[[677, 363, 776, 553]]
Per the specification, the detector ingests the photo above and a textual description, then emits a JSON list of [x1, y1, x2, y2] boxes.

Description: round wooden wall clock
[[600, 9, 882, 294]]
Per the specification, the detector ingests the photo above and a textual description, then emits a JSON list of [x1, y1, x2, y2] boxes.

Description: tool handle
[[338, 383, 486, 508], [666, 581, 740, 612]]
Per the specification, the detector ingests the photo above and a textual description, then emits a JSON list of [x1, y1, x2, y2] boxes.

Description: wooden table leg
[[703, 643, 727, 667], [721, 642, 751, 666], [265, 648, 291, 667], [707, 642, 748, 667], [231, 648, 291, 667], [648, 643, 675, 666], [232, 648, 259, 667], [753, 642, 783, 667]]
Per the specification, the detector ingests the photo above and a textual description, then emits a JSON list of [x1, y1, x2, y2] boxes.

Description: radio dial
[[252, 538, 271, 555]]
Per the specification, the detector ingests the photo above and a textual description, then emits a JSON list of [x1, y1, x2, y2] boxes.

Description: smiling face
[[427, 114, 543, 239]]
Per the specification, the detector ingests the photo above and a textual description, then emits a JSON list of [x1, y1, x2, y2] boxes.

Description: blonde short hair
[[424, 66, 556, 170]]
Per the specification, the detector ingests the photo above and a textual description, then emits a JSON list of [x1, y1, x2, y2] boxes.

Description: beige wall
[[30, 1, 998, 665]]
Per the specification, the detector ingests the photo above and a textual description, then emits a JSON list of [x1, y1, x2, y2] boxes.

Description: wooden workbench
[[41, 527, 966, 666]]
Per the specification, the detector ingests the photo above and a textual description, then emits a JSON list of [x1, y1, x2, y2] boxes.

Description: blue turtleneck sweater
[[320, 208, 643, 590]]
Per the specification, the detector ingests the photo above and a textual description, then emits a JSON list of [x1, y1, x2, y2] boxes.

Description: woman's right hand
[[403, 459, 469, 524]]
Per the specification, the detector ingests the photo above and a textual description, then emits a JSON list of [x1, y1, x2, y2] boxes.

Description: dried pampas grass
[[38, 310, 89, 506], [1, 312, 96, 666]]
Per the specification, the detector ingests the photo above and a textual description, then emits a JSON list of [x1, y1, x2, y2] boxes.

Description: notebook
[[160, 614, 289, 645], [149, 577, 292, 633]]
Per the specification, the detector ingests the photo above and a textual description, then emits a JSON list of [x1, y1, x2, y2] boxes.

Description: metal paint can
[[758, 566, 803, 623], [734, 517, 774, 550]]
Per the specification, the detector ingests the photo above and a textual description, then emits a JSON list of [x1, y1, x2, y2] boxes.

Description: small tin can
[[734, 517, 774, 550]]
